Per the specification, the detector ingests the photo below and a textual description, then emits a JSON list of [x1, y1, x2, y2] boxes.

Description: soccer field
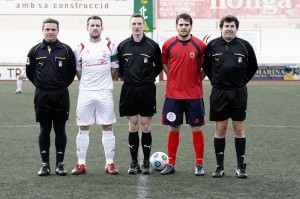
[[0, 80, 299, 199]]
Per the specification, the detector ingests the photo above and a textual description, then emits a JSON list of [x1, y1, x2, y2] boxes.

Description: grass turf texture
[[0, 81, 299, 199]]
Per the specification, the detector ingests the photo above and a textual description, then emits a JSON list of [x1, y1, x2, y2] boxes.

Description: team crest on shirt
[[144, 57, 148, 63], [58, 61, 63, 67], [238, 57, 243, 63], [190, 52, 195, 58]]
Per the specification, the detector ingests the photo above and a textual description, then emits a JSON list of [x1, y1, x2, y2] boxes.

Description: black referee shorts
[[119, 83, 156, 117], [34, 88, 70, 122], [209, 86, 247, 121]]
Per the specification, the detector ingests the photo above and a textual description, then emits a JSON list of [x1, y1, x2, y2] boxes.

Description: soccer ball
[[150, 152, 169, 171]]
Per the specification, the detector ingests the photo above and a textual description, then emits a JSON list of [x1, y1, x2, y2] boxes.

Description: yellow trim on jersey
[[36, 57, 47, 60]]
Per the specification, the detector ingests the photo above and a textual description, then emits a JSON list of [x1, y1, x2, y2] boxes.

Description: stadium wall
[[1, 0, 300, 80]]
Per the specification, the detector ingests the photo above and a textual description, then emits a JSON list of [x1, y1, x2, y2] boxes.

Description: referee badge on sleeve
[[26, 57, 30, 65], [59, 60, 63, 67]]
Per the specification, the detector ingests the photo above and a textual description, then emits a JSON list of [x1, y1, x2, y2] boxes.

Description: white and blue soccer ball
[[150, 152, 169, 171]]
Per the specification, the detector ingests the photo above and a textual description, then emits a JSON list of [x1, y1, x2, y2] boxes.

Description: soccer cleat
[[160, 164, 175, 175], [55, 162, 67, 176], [37, 162, 50, 176], [212, 165, 225, 178], [195, 165, 205, 176], [104, 163, 119, 175], [71, 163, 87, 175], [15, 90, 22, 94], [128, 161, 142, 174], [236, 164, 248, 178], [141, 160, 151, 175]]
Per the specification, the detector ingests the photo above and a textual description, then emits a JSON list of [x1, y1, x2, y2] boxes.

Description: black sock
[[235, 137, 246, 166], [142, 132, 152, 162], [128, 131, 139, 162], [53, 120, 67, 165], [214, 137, 225, 167], [39, 120, 52, 163]]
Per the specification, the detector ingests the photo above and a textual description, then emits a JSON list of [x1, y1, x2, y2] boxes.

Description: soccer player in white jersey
[[15, 69, 26, 94], [71, 16, 119, 175]]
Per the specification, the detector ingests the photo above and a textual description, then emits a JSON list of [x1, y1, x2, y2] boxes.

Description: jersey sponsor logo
[[37, 61, 44, 67], [86, 59, 108, 67], [166, 112, 176, 122]]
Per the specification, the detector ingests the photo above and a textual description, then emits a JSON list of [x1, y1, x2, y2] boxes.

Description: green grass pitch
[[0, 80, 299, 199]]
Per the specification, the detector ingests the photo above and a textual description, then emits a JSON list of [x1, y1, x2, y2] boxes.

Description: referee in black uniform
[[117, 13, 162, 175], [26, 18, 76, 176], [203, 15, 258, 178]]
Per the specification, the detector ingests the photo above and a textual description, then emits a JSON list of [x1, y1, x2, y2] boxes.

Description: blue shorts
[[162, 98, 205, 127]]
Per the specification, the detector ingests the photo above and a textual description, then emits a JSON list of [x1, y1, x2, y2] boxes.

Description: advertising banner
[[134, 0, 153, 32], [157, 0, 300, 19], [254, 66, 300, 80], [0, 0, 134, 16]]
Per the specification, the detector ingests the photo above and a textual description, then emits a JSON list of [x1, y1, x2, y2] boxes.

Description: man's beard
[[180, 31, 190, 38], [91, 34, 100, 39]]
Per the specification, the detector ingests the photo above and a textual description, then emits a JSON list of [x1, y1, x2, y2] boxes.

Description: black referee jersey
[[26, 39, 76, 90], [203, 37, 258, 89], [117, 34, 163, 85]]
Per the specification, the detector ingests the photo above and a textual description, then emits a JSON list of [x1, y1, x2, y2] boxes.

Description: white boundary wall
[[1, 0, 300, 80]]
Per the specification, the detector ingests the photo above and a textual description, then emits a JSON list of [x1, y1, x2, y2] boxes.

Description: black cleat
[[37, 162, 50, 176], [55, 162, 67, 176], [141, 160, 151, 175], [195, 165, 205, 176], [212, 165, 225, 178], [128, 161, 142, 174], [236, 164, 248, 178], [160, 164, 175, 175]]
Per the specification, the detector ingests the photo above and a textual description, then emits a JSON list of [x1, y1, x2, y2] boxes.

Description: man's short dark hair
[[219, 15, 239, 29], [87, 16, 103, 27], [42, 18, 59, 31], [176, 13, 193, 25], [130, 13, 144, 22]]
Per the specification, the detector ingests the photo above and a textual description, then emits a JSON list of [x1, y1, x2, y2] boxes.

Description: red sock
[[193, 131, 204, 165], [168, 132, 179, 166]]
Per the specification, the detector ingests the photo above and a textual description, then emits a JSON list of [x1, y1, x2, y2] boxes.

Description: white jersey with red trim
[[74, 39, 119, 91]]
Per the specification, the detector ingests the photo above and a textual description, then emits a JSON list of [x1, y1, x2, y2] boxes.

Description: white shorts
[[76, 90, 116, 126]]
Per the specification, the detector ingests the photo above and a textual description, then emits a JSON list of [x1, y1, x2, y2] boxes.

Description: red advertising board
[[157, 0, 300, 19]]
